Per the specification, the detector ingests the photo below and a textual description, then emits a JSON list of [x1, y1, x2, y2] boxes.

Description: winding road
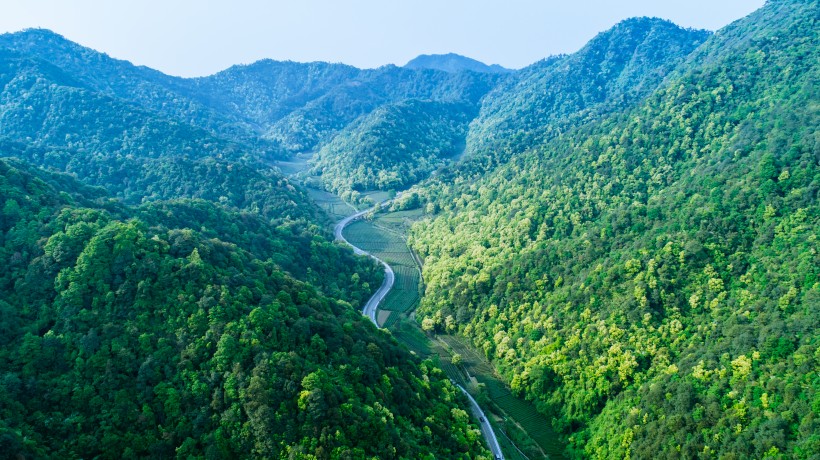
[[458, 384, 505, 459], [334, 202, 504, 459], [334, 203, 394, 326]]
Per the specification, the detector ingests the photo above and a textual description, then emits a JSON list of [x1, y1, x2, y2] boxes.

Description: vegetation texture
[[1, 1, 818, 458], [409, 1, 819, 458], [309, 99, 475, 194], [0, 158, 489, 458]]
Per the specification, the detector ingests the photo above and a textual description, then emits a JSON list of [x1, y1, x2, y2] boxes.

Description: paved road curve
[[335, 202, 503, 458], [458, 384, 505, 459], [334, 203, 394, 326]]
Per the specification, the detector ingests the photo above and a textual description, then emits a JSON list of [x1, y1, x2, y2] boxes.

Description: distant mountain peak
[[1, 28, 84, 52], [404, 53, 512, 74], [5, 27, 65, 39]]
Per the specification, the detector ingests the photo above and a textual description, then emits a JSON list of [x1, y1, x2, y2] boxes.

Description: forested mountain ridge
[[261, 65, 500, 153], [191, 59, 363, 133], [0, 46, 328, 224], [404, 53, 512, 74], [0, 29, 502, 189], [408, 0, 819, 458], [307, 99, 476, 195], [0, 47, 244, 162], [463, 17, 711, 168], [0, 157, 490, 458], [0, 26, 498, 460], [194, 60, 500, 155], [0, 1, 816, 458], [0, 29, 274, 152]]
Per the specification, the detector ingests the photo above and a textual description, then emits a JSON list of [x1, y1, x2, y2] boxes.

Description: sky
[[0, 0, 766, 77]]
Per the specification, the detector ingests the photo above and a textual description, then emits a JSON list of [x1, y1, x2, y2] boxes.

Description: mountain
[[0, 43, 322, 224], [0, 29, 275, 152], [462, 17, 711, 167], [0, 1, 817, 458], [405, 53, 512, 74], [407, 1, 819, 458], [261, 65, 500, 153], [191, 59, 362, 131], [0, 27, 496, 460], [306, 99, 476, 195], [0, 157, 489, 458], [0, 29, 501, 159]]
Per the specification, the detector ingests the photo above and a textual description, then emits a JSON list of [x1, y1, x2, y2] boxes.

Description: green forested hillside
[[0, 26, 501, 460], [191, 60, 363, 130], [463, 18, 710, 167], [0, 29, 499, 160], [308, 99, 476, 194], [0, 31, 501, 201], [408, 0, 819, 458], [0, 49, 246, 161], [1, 1, 817, 458], [0, 158, 489, 458], [0, 51, 319, 222], [0, 29, 276, 152], [263, 66, 498, 153]]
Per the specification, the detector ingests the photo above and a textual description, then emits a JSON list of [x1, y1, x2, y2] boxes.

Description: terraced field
[[310, 190, 558, 458], [389, 317, 432, 356], [381, 265, 420, 312], [496, 428, 532, 460], [307, 188, 357, 221], [381, 311, 401, 328], [439, 335, 567, 459], [343, 221, 415, 264], [373, 208, 425, 235], [343, 220, 421, 315], [359, 190, 393, 205]]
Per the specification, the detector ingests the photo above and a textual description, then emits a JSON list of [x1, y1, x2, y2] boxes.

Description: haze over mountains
[[0, 0, 817, 458], [404, 53, 512, 74]]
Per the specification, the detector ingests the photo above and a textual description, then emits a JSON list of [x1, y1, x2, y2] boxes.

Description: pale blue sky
[[0, 0, 765, 77]]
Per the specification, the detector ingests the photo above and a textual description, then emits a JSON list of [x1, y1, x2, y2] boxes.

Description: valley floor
[[277, 154, 569, 459], [333, 194, 568, 459]]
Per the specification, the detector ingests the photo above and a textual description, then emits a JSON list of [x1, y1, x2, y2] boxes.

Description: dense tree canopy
[[407, 1, 819, 458], [0, 158, 490, 458], [1, 1, 817, 458], [308, 99, 476, 194]]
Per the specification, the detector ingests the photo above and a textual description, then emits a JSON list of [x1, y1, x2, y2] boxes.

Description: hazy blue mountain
[[405, 53, 512, 74], [191, 59, 363, 130], [261, 64, 500, 152], [0, 47, 321, 222], [0, 29, 273, 149]]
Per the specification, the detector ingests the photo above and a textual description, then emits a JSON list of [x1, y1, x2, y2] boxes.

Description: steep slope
[[463, 18, 711, 167], [408, 1, 819, 458], [0, 158, 489, 458], [0, 29, 274, 152], [405, 53, 512, 74], [191, 59, 363, 130], [0, 29, 502, 163], [0, 49, 242, 161], [0, 52, 316, 222], [264, 65, 500, 152], [307, 99, 476, 195]]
